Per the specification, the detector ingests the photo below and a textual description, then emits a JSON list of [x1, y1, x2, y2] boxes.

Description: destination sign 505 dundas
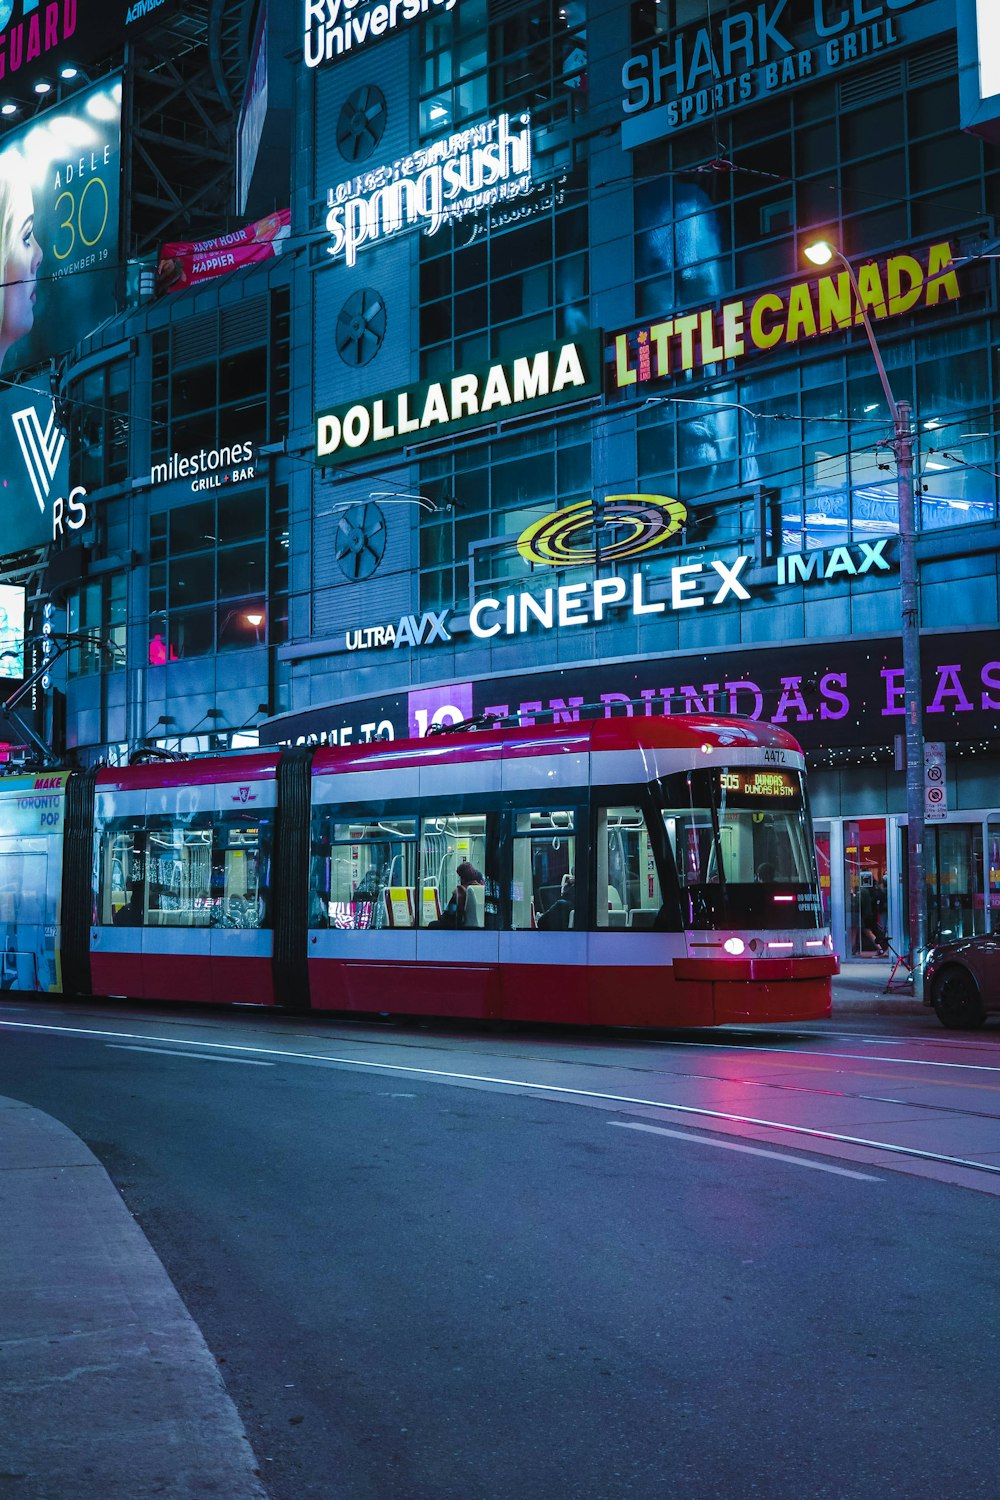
[[720, 769, 799, 800], [315, 335, 601, 464]]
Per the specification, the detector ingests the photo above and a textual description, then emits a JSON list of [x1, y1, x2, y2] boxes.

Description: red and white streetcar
[[0, 714, 836, 1026]]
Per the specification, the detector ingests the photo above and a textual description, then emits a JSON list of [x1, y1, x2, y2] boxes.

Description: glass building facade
[[5, 0, 997, 958]]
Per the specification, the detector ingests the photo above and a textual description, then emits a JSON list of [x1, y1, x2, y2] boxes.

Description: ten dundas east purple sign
[[260, 631, 1000, 752]]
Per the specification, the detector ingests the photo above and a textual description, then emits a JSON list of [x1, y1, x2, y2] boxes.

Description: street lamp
[[804, 239, 926, 991]]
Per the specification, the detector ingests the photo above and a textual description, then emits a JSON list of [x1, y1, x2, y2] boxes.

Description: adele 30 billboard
[[0, 74, 121, 375]]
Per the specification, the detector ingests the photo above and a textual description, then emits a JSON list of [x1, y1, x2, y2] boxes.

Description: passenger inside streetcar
[[537, 870, 575, 930], [441, 861, 484, 928]]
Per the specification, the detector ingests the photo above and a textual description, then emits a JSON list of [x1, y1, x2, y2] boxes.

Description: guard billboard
[[0, 3, 175, 94]]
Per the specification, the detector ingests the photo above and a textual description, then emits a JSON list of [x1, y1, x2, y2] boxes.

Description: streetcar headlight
[[723, 937, 745, 956]]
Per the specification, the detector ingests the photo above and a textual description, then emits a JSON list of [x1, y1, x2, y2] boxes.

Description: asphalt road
[[1, 1001, 999, 1500]]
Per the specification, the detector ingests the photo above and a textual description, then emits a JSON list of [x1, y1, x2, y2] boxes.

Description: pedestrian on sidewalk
[[859, 881, 887, 956]]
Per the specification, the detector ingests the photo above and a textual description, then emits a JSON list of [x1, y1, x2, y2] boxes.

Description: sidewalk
[[0, 1094, 269, 1500], [832, 956, 925, 1016]]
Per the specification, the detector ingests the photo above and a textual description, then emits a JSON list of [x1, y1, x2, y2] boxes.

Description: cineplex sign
[[345, 535, 896, 652], [315, 335, 601, 463], [612, 241, 959, 387]]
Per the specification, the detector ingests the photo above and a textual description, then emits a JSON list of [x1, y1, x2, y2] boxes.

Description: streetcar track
[[5, 999, 998, 1058], [5, 1007, 1000, 1119], [3, 1015, 1000, 1186]]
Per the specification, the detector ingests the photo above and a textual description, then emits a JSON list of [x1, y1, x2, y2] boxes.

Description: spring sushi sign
[[325, 113, 533, 267]]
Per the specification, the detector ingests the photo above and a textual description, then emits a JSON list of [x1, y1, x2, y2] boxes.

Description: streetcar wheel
[[931, 965, 985, 1030]]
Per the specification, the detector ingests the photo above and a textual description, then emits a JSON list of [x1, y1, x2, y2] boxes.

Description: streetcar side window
[[595, 806, 661, 930], [314, 813, 418, 928], [511, 810, 576, 931], [97, 819, 146, 926], [419, 813, 494, 928], [212, 812, 271, 928], [145, 816, 214, 926]]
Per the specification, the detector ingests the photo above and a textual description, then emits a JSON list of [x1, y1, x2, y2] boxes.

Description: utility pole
[[894, 397, 927, 996], [804, 242, 927, 993]]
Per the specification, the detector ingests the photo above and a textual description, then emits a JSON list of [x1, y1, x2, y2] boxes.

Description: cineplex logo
[[346, 560, 753, 652], [469, 560, 753, 639], [345, 537, 895, 652]]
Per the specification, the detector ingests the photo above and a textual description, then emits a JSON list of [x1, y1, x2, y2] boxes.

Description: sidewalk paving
[[0, 1095, 269, 1500], [831, 957, 926, 1016]]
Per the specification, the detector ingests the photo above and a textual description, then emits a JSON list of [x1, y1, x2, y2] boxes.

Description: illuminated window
[[311, 815, 418, 930], [95, 811, 272, 928], [69, 358, 129, 492], [147, 486, 287, 661], [511, 809, 575, 931], [595, 805, 662, 931], [66, 574, 125, 680], [149, 288, 289, 471]]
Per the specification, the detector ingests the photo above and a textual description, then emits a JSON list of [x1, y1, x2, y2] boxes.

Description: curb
[[0, 1095, 270, 1500]]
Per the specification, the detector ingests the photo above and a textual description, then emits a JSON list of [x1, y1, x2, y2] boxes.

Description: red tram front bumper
[[672, 954, 838, 1024]]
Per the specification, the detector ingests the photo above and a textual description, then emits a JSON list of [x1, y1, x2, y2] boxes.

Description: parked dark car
[[924, 932, 1000, 1029]]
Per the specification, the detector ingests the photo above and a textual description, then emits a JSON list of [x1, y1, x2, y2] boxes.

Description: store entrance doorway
[[844, 819, 889, 958]]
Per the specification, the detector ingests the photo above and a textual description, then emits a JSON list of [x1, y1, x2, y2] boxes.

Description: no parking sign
[[924, 742, 948, 822]]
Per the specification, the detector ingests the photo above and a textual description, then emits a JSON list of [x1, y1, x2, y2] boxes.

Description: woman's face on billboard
[[2, 176, 42, 351]]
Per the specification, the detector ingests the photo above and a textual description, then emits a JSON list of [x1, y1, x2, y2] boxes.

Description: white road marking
[[3, 1017, 999, 1178], [108, 1044, 274, 1067], [658, 1038, 1000, 1073], [609, 1121, 882, 1180]]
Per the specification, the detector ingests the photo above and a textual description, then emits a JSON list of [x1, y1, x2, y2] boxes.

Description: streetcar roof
[[87, 716, 803, 791]]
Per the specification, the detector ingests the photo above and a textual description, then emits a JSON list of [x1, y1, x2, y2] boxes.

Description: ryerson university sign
[[304, 0, 459, 68]]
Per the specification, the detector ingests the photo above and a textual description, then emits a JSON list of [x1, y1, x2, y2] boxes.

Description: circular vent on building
[[336, 85, 387, 162], [335, 502, 387, 582], [336, 288, 387, 366]]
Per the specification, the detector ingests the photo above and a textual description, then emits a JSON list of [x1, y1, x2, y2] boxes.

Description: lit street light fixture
[[804, 239, 926, 991]]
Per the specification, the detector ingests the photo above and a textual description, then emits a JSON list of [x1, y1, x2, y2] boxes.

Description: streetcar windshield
[[658, 766, 822, 929]]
